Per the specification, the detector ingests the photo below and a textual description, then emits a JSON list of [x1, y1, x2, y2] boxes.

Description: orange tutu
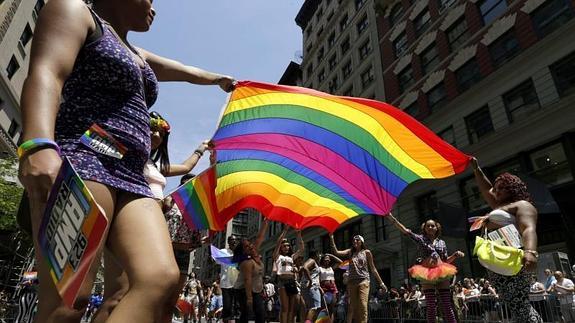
[[408, 262, 457, 283]]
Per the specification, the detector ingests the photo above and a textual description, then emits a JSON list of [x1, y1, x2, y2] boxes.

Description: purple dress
[[55, 14, 158, 197]]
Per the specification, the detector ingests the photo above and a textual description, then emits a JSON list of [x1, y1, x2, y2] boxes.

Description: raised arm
[[366, 250, 387, 292], [254, 218, 270, 251], [291, 231, 305, 260], [329, 234, 351, 259], [138, 48, 235, 92], [471, 158, 498, 209], [446, 251, 465, 264], [325, 253, 343, 267], [273, 226, 290, 261], [19, 0, 95, 199], [164, 141, 209, 177], [386, 213, 411, 235], [516, 201, 539, 271]]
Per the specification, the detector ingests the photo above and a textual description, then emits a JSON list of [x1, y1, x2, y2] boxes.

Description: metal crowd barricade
[[366, 293, 569, 322]]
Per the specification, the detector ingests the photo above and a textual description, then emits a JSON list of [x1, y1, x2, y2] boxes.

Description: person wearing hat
[[329, 233, 387, 323], [386, 213, 464, 323]]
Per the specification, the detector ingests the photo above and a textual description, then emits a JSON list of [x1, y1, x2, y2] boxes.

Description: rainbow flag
[[315, 309, 331, 323], [338, 260, 350, 271], [171, 166, 224, 231], [211, 81, 470, 232]]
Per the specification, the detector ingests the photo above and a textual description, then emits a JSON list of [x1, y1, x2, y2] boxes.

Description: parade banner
[[211, 81, 471, 232], [38, 157, 108, 308]]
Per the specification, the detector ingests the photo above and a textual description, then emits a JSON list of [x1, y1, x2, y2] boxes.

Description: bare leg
[[90, 251, 129, 323], [279, 288, 289, 323], [161, 272, 188, 323], [104, 194, 179, 323]]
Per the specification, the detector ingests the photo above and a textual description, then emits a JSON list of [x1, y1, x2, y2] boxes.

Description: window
[[438, 126, 456, 146], [343, 86, 353, 96], [317, 47, 325, 63], [318, 69, 326, 83], [356, 15, 369, 35], [355, 0, 367, 10], [447, 18, 469, 51], [333, 221, 361, 247], [393, 32, 408, 57], [478, 0, 508, 25], [550, 51, 575, 96], [404, 102, 420, 118], [456, 58, 481, 92], [460, 177, 487, 211], [398, 65, 414, 93], [340, 14, 349, 32], [375, 216, 387, 242], [439, 0, 457, 13], [503, 80, 540, 122], [532, 0, 574, 38], [491, 158, 522, 177], [361, 65, 375, 89], [420, 44, 440, 75], [316, 7, 324, 21], [342, 60, 352, 78], [328, 32, 336, 48], [529, 142, 573, 185], [20, 24, 33, 48], [307, 240, 316, 258], [489, 31, 520, 67], [358, 39, 372, 60], [417, 192, 439, 221], [8, 119, 19, 138], [427, 82, 447, 111], [316, 25, 324, 39], [6, 55, 19, 80], [306, 63, 314, 79], [326, 10, 335, 23], [465, 106, 494, 144], [306, 25, 314, 38], [265, 250, 273, 274], [322, 235, 331, 254], [329, 76, 339, 93], [389, 3, 404, 27], [32, 0, 45, 22], [413, 10, 431, 37], [341, 36, 350, 55], [306, 44, 313, 55], [328, 54, 337, 71]]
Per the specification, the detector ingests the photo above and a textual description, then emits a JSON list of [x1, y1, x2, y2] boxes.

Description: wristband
[[194, 149, 204, 157], [524, 250, 539, 258], [17, 138, 61, 160]]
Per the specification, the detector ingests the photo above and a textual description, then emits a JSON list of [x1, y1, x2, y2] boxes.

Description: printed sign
[[487, 224, 523, 249], [38, 157, 108, 308], [80, 124, 127, 159]]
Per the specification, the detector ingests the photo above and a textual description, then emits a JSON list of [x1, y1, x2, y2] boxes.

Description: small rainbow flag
[[315, 309, 330, 323], [338, 260, 350, 271], [210, 245, 237, 268], [211, 81, 471, 232], [171, 166, 224, 231]]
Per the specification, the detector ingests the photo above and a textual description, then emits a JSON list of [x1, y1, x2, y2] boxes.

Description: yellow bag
[[473, 236, 524, 276]]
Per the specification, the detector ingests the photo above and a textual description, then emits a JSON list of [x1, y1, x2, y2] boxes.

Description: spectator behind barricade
[[544, 268, 557, 291], [453, 282, 466, 320], [549, 271, 575, 322]]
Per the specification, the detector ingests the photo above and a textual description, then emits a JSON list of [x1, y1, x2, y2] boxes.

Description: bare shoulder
[[43, 0, 92, 23]]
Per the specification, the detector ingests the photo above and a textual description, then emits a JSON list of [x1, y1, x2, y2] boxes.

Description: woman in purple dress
[[18, 0, 234, 322]]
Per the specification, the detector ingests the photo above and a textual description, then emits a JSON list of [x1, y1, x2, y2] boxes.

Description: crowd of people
[[11, 0, 556, 323]]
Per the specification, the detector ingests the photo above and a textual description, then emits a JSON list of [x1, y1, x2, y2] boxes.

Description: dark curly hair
[[494, 172, 532, 203], [420, 219, 442, 239]]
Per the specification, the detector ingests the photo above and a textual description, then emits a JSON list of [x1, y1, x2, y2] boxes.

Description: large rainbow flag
[[209, 81, 471, 232]]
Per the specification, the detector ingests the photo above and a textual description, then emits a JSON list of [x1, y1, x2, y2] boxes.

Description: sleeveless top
[[487, 209, 516, 226], [319, 266, 335, 281], [309, 264, 320, 286], [348, 249, 370, 282], [55, 10, 159, 197], [276, 255, 295, 276], [235, 259, 264, 293], [144, 159, 166, 199]]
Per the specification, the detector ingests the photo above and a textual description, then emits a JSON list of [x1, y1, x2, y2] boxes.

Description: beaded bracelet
[[17, 138, 61, 160]]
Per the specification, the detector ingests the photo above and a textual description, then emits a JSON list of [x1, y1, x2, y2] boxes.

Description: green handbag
[[473, 235, 524, 276]]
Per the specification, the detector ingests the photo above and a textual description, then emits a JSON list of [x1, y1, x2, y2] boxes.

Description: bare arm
[[273, 226, 289, 261], [366, 250, 387, 292], [254, 218, 270, 251], [164, 141, 209, 177], [386, 213, 411, 236], [291, 231, 305, 260], [446, 251, 465, 264], [516, 201, 538, 271], [325, 253, 343, 267], [329, 234, 351, 259], [19, 0, 94, 200], [138, 48, 235, 92], [471, 158, 498, 209]]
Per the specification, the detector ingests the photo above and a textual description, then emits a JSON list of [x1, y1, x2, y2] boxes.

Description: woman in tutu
[[386, 213, 464, 323]]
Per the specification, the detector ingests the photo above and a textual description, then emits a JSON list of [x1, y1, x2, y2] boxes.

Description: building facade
[[0, 0, 45, 156]]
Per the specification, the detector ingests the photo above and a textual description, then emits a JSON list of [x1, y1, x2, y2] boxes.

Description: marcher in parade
[[386, 213, 463, 323], [318, 253, 343, 321], [329, 234, 387, 323], [472, 157, 542, 322], [17, 0, 234, 321], [273, 228, 305, 323], [302, 250, 322, 322], [233, 218, 270, 323], [221, 235, 240, 323]]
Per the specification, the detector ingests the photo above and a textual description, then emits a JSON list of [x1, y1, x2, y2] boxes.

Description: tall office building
[[0, 0, 45, 156], [375, 0, 575, 280]]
